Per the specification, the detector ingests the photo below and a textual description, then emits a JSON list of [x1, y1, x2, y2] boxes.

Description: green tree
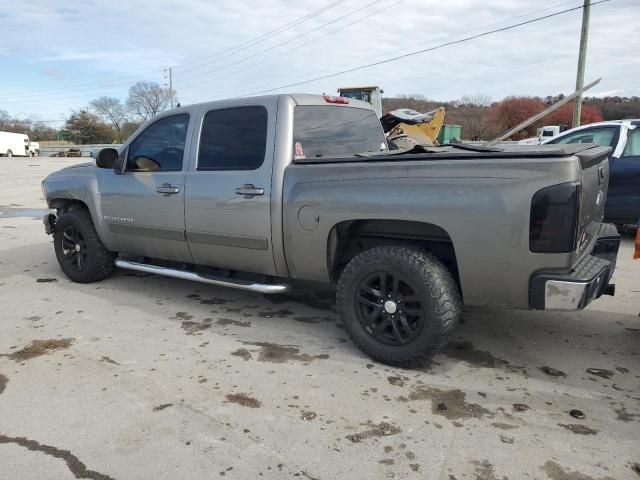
[[64, 110, 113, 144]]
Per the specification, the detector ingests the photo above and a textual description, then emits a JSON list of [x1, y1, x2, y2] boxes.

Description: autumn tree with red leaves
[[544, 103, 603, 129], [486, 96, 546, 139]]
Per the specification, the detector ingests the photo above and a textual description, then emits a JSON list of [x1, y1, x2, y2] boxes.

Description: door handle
[[156, 183, 180, 195], [235, 184, 264, 197]]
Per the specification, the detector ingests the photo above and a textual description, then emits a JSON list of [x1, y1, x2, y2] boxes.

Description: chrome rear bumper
[[530, 224, 619, 311]]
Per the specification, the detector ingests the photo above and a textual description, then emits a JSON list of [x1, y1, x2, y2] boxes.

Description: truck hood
[[46, 162, 95, 178]]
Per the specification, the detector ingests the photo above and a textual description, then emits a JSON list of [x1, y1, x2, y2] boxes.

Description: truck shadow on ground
[[6, 239, 638, 387]]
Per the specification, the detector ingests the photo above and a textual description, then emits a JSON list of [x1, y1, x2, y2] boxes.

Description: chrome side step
[[114, 259, 291, 294]]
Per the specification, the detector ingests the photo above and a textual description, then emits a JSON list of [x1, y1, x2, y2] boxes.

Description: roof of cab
[[156, 93, 375, 116]]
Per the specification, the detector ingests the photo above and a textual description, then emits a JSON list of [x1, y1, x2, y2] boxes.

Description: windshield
[[293, 105, 386, 159]]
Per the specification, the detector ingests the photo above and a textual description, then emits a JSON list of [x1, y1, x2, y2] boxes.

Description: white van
[[0, 131, 30, 157]]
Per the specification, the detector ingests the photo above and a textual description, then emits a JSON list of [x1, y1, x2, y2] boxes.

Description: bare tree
[[449, 93, 494, 141], [126, 82, 176, 121], [0, 109, 11, 129], [90, 96, 126, 143]]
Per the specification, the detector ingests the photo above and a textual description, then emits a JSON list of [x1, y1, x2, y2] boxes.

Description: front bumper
[[530, 224, 620, 310]]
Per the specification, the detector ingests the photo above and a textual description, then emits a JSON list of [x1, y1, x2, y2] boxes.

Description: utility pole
[[168, 67, 174, 109], [164, 67, 174, 109], [572, 0, 591, 128]]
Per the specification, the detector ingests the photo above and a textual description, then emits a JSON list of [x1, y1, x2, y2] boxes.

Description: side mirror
[[95, 148, 118, 169]]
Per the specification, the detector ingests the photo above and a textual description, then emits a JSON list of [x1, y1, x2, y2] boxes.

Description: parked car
[[41, 94, 619, 366], [65, 148, 81, 157], [543, 120, 640, 227]]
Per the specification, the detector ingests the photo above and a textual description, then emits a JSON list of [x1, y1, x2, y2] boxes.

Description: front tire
[[337, 246, 461, 366], [53, 208, 115, 283], [6, 150, 12, 158]]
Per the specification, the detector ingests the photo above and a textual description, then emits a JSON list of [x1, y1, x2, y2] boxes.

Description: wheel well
[[328, 219, 460, 289], [49, 199, 89, 215]]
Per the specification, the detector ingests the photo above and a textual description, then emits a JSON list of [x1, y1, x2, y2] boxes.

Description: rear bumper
[[530, 224, 620, 310]]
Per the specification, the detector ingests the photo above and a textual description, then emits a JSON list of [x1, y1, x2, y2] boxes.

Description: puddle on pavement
[[2, 338, 74, 361], [216, 318, 251, 327], [542, 461, 615, 480], [240, 341, 329, 363], [231, 348, 252, 361], [405, 386, 492, 420], [264, 291, 337, 311], [346, 421, 402, 443], [181, 318, 213, 335], [439, 340, 510, 369], [0, 207, 51, 219], [225, 393, 261, 408], [558, 423, 599, 435], [0, 434, 115, 480]]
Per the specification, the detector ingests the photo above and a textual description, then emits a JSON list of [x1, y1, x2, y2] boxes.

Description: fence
[[39, 144, 122, 157]]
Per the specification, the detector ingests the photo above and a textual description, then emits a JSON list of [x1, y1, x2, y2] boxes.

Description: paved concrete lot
[[0, 157, 638, 480]]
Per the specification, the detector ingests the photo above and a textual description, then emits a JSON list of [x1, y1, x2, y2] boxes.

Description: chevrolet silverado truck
[[41, 94, 620, 366]]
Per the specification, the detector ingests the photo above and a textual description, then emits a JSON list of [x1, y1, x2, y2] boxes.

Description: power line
[[0, 88, 128, 106], [174, 0, 349, 75], [176, 0, 389, 87], [326, 0, 578, 72], [0, 0, 348, 102], [180, 0, 578, 96], [0, 72, 164, 103], [178, 0, 403, 92], [0, 71, 164, 102], [237, 0, 612, 98]]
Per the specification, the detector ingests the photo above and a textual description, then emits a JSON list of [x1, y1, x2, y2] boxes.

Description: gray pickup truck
[[42, 94, 620, 366]]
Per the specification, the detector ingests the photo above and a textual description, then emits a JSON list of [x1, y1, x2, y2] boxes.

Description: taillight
[[530, 182, 581, 253], [323, 95, 349, 104]]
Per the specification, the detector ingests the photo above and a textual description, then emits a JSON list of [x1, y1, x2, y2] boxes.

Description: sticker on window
[[294, 141, 305, 160]]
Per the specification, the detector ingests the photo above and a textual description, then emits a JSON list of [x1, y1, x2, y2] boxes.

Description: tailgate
[[575, 145, 613, 257]]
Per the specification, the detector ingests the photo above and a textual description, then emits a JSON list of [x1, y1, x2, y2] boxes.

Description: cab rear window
[[293, 106, 386, 160]]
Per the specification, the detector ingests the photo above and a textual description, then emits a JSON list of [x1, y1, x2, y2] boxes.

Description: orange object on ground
[[634, 226, 640, 259]]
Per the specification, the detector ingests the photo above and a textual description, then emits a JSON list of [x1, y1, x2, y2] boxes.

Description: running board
[[114, 259, 291, 294]]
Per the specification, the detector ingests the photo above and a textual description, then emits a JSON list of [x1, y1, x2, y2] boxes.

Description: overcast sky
[[1, 0, 638, 125]]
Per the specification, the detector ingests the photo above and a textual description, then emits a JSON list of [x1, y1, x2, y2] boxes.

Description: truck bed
[[283, 143, 612, 309], [293, 143, 611, 170]]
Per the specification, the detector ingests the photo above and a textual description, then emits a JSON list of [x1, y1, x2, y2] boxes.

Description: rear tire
[[337, 246, 461, 367], [53, 208, 115, 283]]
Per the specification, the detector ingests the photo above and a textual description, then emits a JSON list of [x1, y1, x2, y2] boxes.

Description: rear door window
[[293, 106, 386, 159], [197, 106, 268, 171]]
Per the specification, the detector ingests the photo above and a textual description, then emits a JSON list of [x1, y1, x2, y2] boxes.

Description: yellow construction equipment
[[337, 86, 446, 148], [382, 107, 446, 148]]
